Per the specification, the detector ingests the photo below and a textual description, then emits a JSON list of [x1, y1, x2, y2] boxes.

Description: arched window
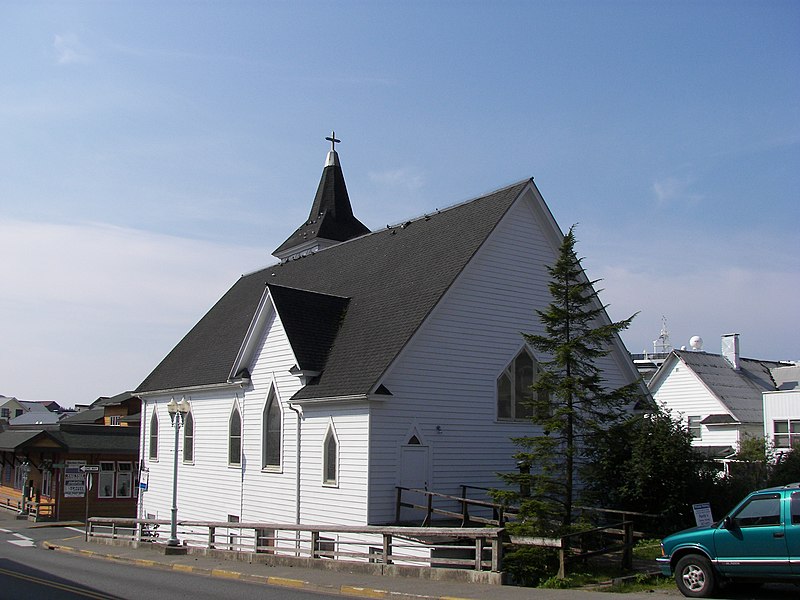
[[183, 412, 194, 463], [323, 425, 338, 486], [262, 388, 281, 469], [229, 405, 242, 466], [149, 411, 159, 459], [497, 349, 549, 421]]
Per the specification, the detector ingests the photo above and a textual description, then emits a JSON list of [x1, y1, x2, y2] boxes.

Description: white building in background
[[763, 365, 800, 454], [134, 139, 642, 530], [649, 333, 794, 461]]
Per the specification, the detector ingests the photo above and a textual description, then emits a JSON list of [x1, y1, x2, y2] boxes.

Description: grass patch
[[633, 538, 663, 561], [606, 573, 675, 593]]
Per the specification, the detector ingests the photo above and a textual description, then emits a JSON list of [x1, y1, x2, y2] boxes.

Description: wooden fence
[[395, 485, 519, 526], [395, 486, 651, 579], [87, 517, 505, 576], [510, 520, 635, 578]]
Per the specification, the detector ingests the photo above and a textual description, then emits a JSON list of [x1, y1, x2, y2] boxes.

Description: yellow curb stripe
[[172, 564, 194, 573], [211, 569, 241, 579], [133, 560, 158, 567], [340, 586, 387, 598], [267, 576, 306, 588]]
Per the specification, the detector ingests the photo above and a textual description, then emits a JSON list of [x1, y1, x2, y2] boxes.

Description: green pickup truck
[[657, 483, 800, 597]]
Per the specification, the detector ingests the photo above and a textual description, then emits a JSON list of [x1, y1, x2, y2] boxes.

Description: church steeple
[[273, 132, 370, 262]]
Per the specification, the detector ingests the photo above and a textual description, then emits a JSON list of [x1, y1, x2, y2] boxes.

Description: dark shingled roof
[[701, 413, 738, 425], [59, 408, 105, 424], [695, 445, 736, 459], [673, 350, 786, 424], [137, 180, 531, 400], [0, 430, 66, 451], [273, 153, 370, 256], [137, 271, 270, 391], [268, 284, 349, 374], [52, 428, 140, 453], [0, 424, 139, 454]]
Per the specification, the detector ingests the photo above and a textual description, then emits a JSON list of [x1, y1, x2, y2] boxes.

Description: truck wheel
[[675, 554, 716, 598]]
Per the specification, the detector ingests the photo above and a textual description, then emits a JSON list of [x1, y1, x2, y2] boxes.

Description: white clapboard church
[[135, 138, 640, 527]]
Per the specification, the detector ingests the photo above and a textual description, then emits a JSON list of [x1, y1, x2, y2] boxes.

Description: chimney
[[721, 333, 740, 370]]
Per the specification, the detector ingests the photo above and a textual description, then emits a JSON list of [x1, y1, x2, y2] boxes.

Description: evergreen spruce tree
[[496, 226, 641, 533]]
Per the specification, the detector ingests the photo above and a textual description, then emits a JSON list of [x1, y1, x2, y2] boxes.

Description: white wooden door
[[398, 445, 429, 523]]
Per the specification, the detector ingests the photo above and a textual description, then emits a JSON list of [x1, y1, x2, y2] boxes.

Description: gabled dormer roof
[[137, 179, 533, 399], [268, 284, 350, 374], [273, 136, 370, 261]]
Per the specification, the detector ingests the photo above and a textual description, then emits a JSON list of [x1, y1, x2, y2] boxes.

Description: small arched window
[[323, 425, 338, 486], [262, 388, 281, 469], [229, 405, 242, 466], [149, 411, 159, 460], [183, 412, 194, 463]]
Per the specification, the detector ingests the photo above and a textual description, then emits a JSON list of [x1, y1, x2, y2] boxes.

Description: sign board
[[64, 460, 86, 498], [693, 502, 714, 528], [80, 465, 100, 473], [139, 467, 149, 491]]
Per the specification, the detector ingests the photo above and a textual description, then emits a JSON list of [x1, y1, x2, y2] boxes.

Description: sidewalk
[[42, 531, 676, 600]]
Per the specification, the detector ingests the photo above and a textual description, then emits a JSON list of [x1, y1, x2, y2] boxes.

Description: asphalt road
[[3, 512, 800, 600]]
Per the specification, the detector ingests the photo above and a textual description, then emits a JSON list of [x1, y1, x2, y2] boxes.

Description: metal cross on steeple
[[325, 131, 341, 152]]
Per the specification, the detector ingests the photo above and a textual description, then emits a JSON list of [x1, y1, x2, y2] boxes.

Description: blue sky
[[1, 1, 798, 407]]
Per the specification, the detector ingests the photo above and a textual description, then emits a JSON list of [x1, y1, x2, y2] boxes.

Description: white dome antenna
[[689, 336, 703, 351]]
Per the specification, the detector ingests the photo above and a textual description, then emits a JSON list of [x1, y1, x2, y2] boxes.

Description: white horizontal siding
[[764, 390, 800, 446], [368, 190, 639, 524], [141, 308, 305, 524], [140, 389, 247, 522], [240, 308, 303, 523], [653, 360, 742, 449], [295, 405, 370, 525]]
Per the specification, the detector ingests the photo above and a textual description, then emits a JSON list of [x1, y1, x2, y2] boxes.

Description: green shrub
[[502, 546, 560, 587]]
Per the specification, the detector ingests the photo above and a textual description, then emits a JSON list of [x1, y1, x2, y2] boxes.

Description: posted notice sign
[[64, 460, 86, 498], [693, 502, 714, 528]]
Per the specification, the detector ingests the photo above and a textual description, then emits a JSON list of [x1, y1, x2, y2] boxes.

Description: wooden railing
[[26, 499, 56, 520], [394, 487, 653, 579], [510, 520, 635, 579], [395, 486, 519, 526], [87, 518, 505, 576], [0, 489, 23, 512]]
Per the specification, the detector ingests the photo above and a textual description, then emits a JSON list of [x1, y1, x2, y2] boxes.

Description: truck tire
[[675, 554, 716, 598]]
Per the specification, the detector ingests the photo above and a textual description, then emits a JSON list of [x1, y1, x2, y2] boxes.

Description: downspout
[[287, 403, 303, 525], [137, 398, 146, 521], [240, 392, 245, 522]]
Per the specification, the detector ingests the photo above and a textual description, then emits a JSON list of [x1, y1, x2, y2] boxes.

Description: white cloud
[[369, 167, 425, 192], [53, 33, 90, 65], [598, 263, 800, 362], [652, 176, 703, 206], [0, 218, 268, 406]]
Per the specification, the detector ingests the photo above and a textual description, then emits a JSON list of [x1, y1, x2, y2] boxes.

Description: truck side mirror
[[723, 516, 735, 529]]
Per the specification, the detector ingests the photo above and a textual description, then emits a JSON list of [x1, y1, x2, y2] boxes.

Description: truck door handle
[[774, 532, 785, 538]]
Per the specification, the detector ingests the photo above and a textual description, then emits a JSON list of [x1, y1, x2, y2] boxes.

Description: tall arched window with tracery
[[149, 410, 159, 459], [262, 387, 281, 469], [497, 349, 549, 421], [323, 424, 338, 486], [229, 404, 242, 466], [183, 411, 194, 463]]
